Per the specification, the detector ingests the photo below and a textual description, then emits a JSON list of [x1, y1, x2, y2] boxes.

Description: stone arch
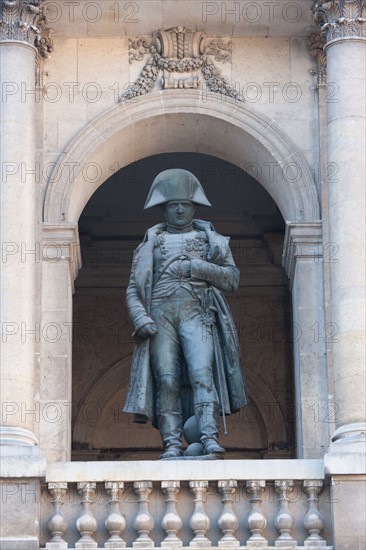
[[73, 356, 286, 451], [72, 355, 132, 448], [43, 90, 320, 224]]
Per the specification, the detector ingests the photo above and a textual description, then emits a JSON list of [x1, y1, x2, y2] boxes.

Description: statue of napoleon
[[123, 169, 248, 459]]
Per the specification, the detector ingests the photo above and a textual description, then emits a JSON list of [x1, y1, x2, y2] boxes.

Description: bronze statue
[[123, 169, 248, 459]]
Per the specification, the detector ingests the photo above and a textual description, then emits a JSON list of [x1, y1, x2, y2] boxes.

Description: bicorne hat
[[144, 169, 212, 209]]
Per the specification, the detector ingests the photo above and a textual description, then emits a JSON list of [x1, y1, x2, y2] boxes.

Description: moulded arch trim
[[43, 90, 320, 224], [73, 355, 132, 447], [73, 356, 287, 451]]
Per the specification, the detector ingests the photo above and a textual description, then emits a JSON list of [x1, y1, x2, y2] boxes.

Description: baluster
[[46, 483, 68, 549], [246, 480, 268, 547], [189, 481, 211, 547], [133, 481, 154, 548], [161, 481, 183, 547], [274, 480, 296, 548], [303, 480, 326, 547], [217, 480, 239, 546], [105, 482, 126, 549], [75, 482, 98, 549]]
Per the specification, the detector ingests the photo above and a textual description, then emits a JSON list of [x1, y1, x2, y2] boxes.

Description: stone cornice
[[282, 221, 323, 284], [0, 0, 53, 58], [313, 0, 366, 43], [307, 29, 327, 87], [42, 223, 82, 288]]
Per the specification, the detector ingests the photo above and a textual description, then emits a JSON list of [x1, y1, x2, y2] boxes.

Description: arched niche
[[43, 90, 320, 225], [70, 151, 294, 460], [40, 91, 327, 462]]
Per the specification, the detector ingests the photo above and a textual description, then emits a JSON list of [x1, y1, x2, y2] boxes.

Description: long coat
[[123, 220, 249, 424]]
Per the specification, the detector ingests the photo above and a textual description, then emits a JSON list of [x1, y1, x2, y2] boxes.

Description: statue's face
[[163, 200, 195, 227]]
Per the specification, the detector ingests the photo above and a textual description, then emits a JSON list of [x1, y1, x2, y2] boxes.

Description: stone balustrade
[[41, 460, 333, 549]]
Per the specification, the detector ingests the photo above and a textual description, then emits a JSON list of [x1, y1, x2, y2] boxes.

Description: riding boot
[[194, 402, 225, 456], [157, 411, 184, 459]]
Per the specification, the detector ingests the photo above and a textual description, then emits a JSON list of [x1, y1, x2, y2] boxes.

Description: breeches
[[150, 287, 218, 414]]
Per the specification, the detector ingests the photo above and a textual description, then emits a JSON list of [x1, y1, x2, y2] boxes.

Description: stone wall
[[41, 34, 318, 189]]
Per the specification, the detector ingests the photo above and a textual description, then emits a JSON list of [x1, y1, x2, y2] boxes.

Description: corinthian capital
[[0, 0, 53, 58], [313, 0, 366, 42]]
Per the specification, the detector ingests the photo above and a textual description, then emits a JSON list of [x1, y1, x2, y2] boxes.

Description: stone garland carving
[[206, 38, 232, 63], [129, 38, 151, 63], [313, 0, 366, 42], [307, 29, 327, 86], [0, 0, 53, 58], [120, 27, 240, 102], [123, 56, 160, 98], [201, 59, 239, 97]]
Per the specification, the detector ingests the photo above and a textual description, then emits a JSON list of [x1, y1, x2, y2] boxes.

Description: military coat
[[123, 219, 249, 424]]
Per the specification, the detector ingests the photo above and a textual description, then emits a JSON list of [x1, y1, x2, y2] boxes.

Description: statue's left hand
[[134, 322, 158, 341]]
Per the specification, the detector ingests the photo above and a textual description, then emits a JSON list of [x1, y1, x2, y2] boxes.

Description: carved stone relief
[[205, 38, 232, 63], [129, 38, 151, 63], [121, 27, 240, 102], [312, 0, 366, 42], [0, 0, 53, 57], [307, 29, 327, 87], [0, 0, 53, 87]]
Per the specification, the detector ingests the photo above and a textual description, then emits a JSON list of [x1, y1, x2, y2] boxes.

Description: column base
[[330, 423, 366, 454], [0, 428, 45, 477], [0, 426, 38, 447]]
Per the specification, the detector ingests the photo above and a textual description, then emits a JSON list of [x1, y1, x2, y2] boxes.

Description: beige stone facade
[[0, 1, 365, 548]]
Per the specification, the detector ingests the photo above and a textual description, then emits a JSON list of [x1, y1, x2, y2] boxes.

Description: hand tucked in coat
[[170, 259, 191, 278]]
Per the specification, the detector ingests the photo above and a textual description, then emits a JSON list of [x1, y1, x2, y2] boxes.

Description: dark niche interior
[[72, 152, 295, 461]]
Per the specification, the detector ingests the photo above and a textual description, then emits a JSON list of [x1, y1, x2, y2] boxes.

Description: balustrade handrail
[[46, 458, 325, 483]]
